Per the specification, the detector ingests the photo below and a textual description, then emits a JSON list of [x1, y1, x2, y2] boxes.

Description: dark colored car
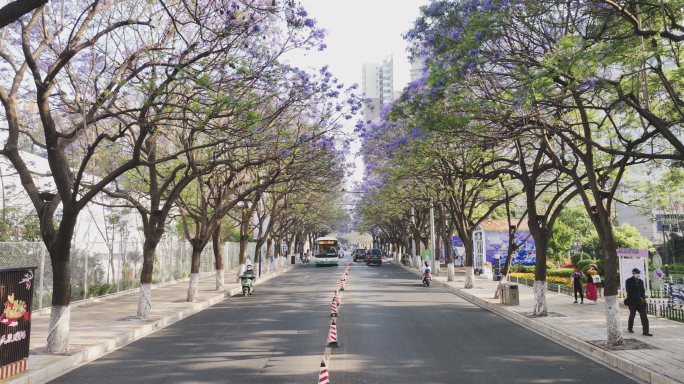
[[354, 249, 366, 262], [366, 249, 382, 266]]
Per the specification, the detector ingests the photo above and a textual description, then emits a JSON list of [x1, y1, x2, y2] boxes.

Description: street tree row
[[357, 0, 684, 346], [0, 0, 356, 353]]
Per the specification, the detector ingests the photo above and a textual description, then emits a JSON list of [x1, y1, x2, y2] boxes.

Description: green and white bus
[[314, 237, 339, 266]]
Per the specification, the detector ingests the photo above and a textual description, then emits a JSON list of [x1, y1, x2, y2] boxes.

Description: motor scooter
[[241, 272, 255, 296], [422, 267, 432, 287]]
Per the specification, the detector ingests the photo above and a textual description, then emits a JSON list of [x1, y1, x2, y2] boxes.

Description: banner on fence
[[619, 257, 645, 293], [668, 283, 684, 304]]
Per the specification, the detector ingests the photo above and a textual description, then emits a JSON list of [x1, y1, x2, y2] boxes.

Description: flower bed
[[509, 273, 572, 286]]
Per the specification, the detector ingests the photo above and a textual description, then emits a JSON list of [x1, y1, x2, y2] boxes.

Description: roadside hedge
[[511, 266, 575, 277]]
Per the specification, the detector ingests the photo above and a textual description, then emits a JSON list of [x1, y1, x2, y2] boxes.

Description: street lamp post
[[430, 201, 437, 275], [411, 207, 417, 268]]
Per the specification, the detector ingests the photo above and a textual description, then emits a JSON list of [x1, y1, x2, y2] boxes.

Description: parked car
[[366, 249, 382, 266], [353, 249, 366, 262]]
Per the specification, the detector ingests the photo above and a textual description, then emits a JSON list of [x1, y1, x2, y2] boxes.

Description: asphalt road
[[49, 259, 347, 384], [333, 260, 634, 383], [49, 255, 635, 383]]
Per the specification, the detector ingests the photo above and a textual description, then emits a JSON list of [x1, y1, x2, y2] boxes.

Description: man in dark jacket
[[626, 268, 652, 336]]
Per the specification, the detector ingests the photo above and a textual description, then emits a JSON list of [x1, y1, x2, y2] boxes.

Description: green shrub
[[577, 259, 592, 273], [546, 262, 556, 270], [570, 253, 591, 266], [548, 268, 575, 278], [668, 263, 684, 272]]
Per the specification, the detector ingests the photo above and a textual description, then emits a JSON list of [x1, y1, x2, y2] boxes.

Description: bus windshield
[[315, 242, 337, 257]]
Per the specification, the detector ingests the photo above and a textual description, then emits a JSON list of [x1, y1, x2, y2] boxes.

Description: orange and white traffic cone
[[331, 300, 338, 317], [339, 280, 345, 291], [319, 361, 330, 384], [327, 317, 338, 347]]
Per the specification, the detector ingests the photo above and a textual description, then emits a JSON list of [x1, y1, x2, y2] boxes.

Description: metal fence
[[648, 301, 684, 323], [511, 276, 605, 299], [0, 241, 268, 311]]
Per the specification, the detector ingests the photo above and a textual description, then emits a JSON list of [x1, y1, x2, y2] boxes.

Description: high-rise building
[[361, 53, 411, 123], [361, 63, 382, 122], [410, 57, 426, 82]]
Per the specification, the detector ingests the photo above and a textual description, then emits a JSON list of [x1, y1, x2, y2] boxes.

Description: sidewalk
[[4, 262, 299, 384], [395, 261, 684, 384]]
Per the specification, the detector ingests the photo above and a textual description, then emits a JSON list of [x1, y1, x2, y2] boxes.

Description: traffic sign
[[653, 255, 662, 269], [653, 269, 664, 279]]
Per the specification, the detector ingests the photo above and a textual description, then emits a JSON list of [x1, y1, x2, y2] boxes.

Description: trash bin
[[0, 266, 37, 378], [290, 256, 295, 265], [502, 283, 519, 306]]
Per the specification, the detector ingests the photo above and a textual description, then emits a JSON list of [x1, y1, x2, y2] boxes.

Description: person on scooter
[[241, 265, 256, 293], [420, 260, 431, 279]]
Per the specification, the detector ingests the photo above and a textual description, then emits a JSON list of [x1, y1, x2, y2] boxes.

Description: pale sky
[[284, 0, 429, 185]]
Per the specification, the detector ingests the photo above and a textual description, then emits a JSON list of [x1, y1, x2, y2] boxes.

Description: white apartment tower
[[361, 53, 411, 122], [410, 57, 426, 81]]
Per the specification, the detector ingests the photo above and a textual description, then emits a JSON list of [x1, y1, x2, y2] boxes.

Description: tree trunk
[[287, 235, 296, 261], [462, 233, 474, 289], [265, 237, 272, 272], [238, 212, 249, 265], [441, 214, 454, 281], [137, 233, 159, 319], [595, 217, 623, 345], [212, 225, 225, 291], [532, 234, 549, 316], [187, 246, 202, 302], [46, 214, 77, 354], [412, 228, 422, 269]]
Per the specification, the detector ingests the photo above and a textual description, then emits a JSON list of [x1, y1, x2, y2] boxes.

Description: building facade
[[615, 203, 683, 244], [410, 56, 425, 81], [361, 53, 411, 122]]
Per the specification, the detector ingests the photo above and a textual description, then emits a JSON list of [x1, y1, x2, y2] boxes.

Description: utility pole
[[411, 206, 416, 267], [430, 201, 436, 273]]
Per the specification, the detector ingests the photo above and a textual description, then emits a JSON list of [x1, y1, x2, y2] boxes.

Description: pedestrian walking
[[626, 268, 652, 336], [586, 264, 599, 303], [571, 265, 584, 304]]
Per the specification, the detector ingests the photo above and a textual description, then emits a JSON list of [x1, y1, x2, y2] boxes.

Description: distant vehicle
[[338, 249, 344, 258], [353, 249, 366, 262], [367, 249, 382, 266], [314, 237, 339, 267]]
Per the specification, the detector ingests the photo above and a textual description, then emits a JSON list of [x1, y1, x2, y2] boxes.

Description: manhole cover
[[587, 338, 658, 351]]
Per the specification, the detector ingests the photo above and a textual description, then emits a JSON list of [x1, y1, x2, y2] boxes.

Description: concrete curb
[[394, 262, 681, 384], [9, 264, 300, 384]]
